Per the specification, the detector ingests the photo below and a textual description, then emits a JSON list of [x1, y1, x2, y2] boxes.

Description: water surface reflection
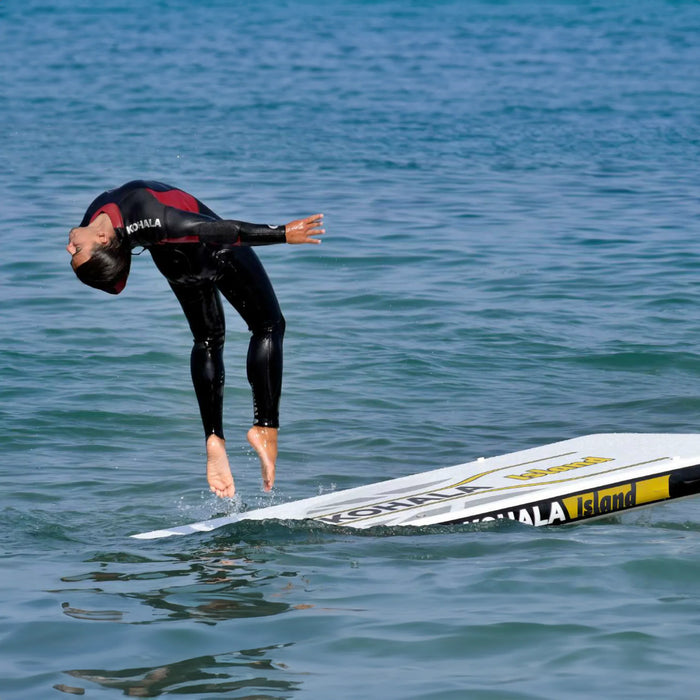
[[53, 540, 314, 625], [61, 644, 301, 697]]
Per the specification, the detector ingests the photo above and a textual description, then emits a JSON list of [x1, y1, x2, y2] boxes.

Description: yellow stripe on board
[[562, 475, 670, 521]]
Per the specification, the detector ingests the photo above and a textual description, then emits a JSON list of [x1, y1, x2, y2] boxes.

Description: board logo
[[467, 501, 567, 526], [467, 475, 672, 527], [562, 475, 670, 520], [314, 484, 486, 525], [565, 483, 635, 519], [506, 456, 612, 481]]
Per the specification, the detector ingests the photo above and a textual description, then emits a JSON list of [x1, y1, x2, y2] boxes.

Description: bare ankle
[[206, 434, 226, 455]]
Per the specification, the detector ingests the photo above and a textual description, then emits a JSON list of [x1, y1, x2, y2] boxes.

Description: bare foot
[[206, 434, 235, 498], [247, 426, 278, 491]]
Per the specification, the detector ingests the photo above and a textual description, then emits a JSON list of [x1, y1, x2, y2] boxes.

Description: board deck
[[132, 433, 700, 540]]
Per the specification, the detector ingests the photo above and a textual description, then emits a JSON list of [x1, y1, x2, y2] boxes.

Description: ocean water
[[2, 0, 700, 697]]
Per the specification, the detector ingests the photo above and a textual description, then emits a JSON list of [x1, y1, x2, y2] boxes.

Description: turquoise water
[[3, 0, 700, 697]]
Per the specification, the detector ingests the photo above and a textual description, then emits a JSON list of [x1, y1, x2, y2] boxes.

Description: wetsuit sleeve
[[160, 207, 287, 246]]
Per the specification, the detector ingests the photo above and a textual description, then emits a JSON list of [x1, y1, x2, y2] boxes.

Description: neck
[[92, 213, 116, 242]]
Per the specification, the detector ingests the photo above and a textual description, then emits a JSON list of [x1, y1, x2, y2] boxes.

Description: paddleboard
[[132, 433, 700, 540]]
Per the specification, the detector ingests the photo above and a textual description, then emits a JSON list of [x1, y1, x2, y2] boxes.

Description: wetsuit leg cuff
[[254, 420, 279, 429]]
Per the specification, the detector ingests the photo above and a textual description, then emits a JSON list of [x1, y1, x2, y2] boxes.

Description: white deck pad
[[132, 433, 700, 539]]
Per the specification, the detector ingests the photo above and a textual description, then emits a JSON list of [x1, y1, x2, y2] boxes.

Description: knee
[[252, 313, 285, 339], [193, 329, 225, 352]]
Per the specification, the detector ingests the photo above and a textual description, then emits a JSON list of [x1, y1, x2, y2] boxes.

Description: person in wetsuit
[[66, 180, 325, 498]]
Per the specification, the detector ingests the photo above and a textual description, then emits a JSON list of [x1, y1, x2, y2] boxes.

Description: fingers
[[302, 226, 325, 244], [299, 214, 325, 234]]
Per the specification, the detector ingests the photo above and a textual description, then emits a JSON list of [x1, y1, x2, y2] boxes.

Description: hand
[[285, 213, 325, 244]]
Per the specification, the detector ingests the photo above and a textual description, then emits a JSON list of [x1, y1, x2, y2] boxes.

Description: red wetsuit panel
[[90, 202, 124, 229], [147, 187, 207, 244], [146, 187, 200, 213]]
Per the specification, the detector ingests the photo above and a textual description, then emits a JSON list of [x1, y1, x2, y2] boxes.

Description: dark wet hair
[[74, 234, 131, 295]]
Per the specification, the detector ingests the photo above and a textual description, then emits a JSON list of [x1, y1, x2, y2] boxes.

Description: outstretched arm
[[156, 208, 325, 246]]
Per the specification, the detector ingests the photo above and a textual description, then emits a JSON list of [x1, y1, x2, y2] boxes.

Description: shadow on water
[[50, 519, 493, 630], [58, 644, 301, 698], [53, 534, 316, 626]]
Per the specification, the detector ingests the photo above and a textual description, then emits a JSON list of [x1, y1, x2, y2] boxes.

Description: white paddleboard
[[132, 433, 700, 540]]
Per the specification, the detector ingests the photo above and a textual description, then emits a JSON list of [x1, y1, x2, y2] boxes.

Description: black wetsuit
[[80, 180, 287, 437]]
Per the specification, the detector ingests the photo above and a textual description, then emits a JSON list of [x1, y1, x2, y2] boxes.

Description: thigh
[[168, 280, 225, 344], [214, 247, 283, 331]]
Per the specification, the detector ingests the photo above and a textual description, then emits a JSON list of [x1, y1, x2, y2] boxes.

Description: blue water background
[[2, 0, 700, 697]]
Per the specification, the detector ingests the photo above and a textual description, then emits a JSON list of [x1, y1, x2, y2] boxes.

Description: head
[[67, 223, 131, 294]]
